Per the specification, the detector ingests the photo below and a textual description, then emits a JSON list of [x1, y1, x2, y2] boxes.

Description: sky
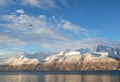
[[0, 0, 120, 55]]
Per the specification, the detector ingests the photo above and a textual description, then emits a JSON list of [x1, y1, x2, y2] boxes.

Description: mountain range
[[0, 44, 120, 71]]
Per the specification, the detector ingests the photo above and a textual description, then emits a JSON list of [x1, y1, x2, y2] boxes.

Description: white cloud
[[0, 0, 68, 12], [0, 33, 26, 45], [21, 0, 57, 10], [22, 0, 39, 7], [63, 21, 82, 33], [0, 11, 91, 52], [41, 43, 50, 48], [57, 20, 89, 37], [16, 9, 24, 14]]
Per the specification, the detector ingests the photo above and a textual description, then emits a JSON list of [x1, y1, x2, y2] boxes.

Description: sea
[[0, 71, 120, 82]]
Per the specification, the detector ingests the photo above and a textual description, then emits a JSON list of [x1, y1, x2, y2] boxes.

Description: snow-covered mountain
[[76, 44, 120, 59], [0, 51, 51, 65], [23, 52, 49, 62], [76, 48, 90, 54], [0, 44, 120, 66], [45, 50, 81, 63], [45, 44, 120, 63], [0, 43, 120, 71], [0, 55, 10, 65], [5, 53, 39, 65], [95, 45, 120, 59]]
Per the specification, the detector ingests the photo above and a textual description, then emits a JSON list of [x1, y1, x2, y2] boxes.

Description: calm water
[[0, 71, 120, 82]]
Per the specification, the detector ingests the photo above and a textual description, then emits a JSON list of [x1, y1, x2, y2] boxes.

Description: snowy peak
[[58, 49, 80, 56], [5, 53, 39, 65], [24, 52, 49, 62], [45, 50, 81, 62], [96, 45, 115, 53], [76, 44, 120, 54], [75, 48, 90, 54], [45, 44, 120, 63], [95, 45, 120, 58], [0, 43, 120, 66]]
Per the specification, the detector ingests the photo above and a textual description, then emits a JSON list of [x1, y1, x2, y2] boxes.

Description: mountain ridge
[[0, 44, 120, 71]]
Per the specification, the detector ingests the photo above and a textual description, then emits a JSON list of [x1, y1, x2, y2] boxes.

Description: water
[[0, 71, 120, 82]]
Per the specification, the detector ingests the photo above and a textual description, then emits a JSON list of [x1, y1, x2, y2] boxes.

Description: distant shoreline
[[0, 70, 120, 72], [0, 70, 120, 76]]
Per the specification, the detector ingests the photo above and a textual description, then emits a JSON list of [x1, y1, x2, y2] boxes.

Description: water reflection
[[0, 72, 120, 82], [0, 74, 40, 82], [44, 75, 120, 82]]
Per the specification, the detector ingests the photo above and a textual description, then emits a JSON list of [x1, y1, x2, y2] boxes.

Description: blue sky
[[0, 0, 120, 55]]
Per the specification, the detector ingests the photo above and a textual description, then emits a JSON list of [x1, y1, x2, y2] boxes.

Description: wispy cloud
[[21, 0, 66, 10], [62, 20, 88, 34], [0, 9, 91, 53], [0, 0, 67, 11], [0, 0, 14, 7]]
